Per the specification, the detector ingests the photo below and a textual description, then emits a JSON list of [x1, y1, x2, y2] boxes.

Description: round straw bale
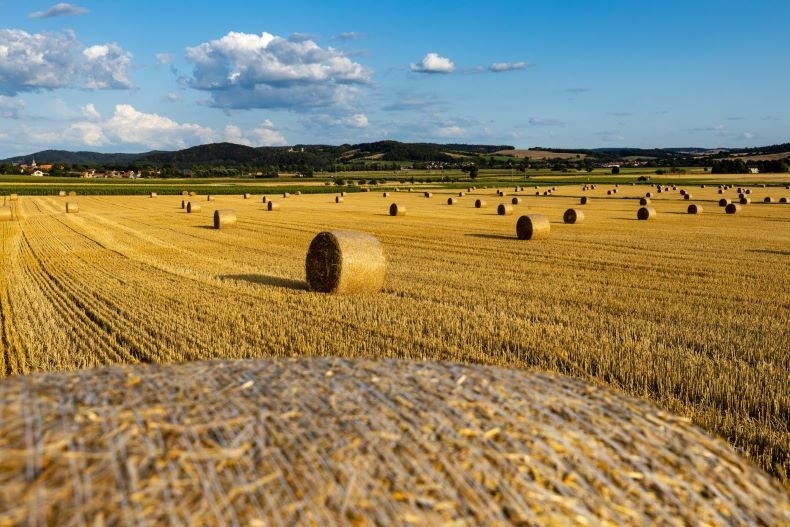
[[447, 197, 458, 205], [305, 231, 386, 294], [511, 197, 522, 205], [563, 208, 584, 224], [497, 203, 514, 216], [738, 193, 745, 199], [516, 214, 551, 240], [745, 189, 751, 194], [543, 191, 551, 196], [335, 196, 344, 203], [5, 357, 781, 526], [458, 191, 465, 197], [786, 186, 790, 190], [66, 202, 79, 213], [181, 199, 186, 209], [340, 192, 345, 197], [207, 195, 212, 201], [181, 190, 189, 196], [580, 196, 589, 205], [657, 188, 662, 193], [474, 199, 487, 208], [389, 203, 406, 216], [295, 191, 301, 196], [267, 201, 280, 211], [607, 190, 612, 195], [739, 197, 751, 205], [283, 192, 290, 198], [764, 196, 774, 203], [637, 206, 656, 220], [645, 192, 652, 198], [58, 190, 66, 197], [719, 198, 731, 207], [244, 193, 252, 199], [725, 203, 741, 214], [262, 196, 268, 203], [68, 191, 77, 197], [718, 189, 724, 194], [424, 192, 432, 198], [9, 194, 18, 201], [780, 197, 789, 203], [0, 207, 11, 221], [679, 189, 686, 196], [701, 184, 706, 188], [213, 209, 236, 229], [684, 194, 692, 200], [687, 204, 702, 214], [640, 197, 651, 206], [383, 192, 389, 198], [189, 191, 197, 197], [186, 202, 200, 213]]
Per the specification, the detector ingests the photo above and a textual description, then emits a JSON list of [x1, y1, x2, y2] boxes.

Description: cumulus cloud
[[184, 31, 372, 110], [82, 103, 101, 120], [435, 125, 466, 137], [300, 113, 369, 129], [0, 29, 133, 95], [410, 53, 455, 74], [29, 3, 88, 19], [155, 53, 174, 65], [488, 61, 528, 73], [529, 117, 565, 126], [64, 104, 286, 149], [0, 95, 25, 118]]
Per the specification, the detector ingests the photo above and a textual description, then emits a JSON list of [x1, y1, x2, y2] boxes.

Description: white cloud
[[184, 31, 372, 110], [155, 53, 174, 65], [82, 103, 101, 120], [488, 61, 528, 72], [29, 3, 88, 19], [343, 113, 368, 128], [436, 125, 466, 137], [0, 29, 133, 95], [410, 52, 455, 74], [61, 104, 287, 150], [0, 95, 25, 118], [740, 131, 754, 140]]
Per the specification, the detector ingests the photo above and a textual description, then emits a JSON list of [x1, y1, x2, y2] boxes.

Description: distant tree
[[468, 165, 479, 180], [611, 166, 620, 175]]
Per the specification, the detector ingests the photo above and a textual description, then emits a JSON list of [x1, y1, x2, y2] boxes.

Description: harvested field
[[2, 357, 788, 525], [0, 188, 789, 496]]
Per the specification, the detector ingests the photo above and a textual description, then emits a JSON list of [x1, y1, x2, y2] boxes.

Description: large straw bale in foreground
[[305, 231, 386, 294], [516, 214, 551, 240], [213, 209, 236, 229], [0, 357, 787, 526]]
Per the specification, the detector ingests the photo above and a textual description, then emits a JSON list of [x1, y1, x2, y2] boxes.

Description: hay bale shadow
[[219, 274, 308, 290], [465, 233, 515, 241]]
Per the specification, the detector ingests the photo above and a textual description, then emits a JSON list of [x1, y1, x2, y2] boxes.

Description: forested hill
[[2, 141, 515, 168]]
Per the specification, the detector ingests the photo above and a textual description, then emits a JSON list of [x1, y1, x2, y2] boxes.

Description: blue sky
[[0, 0, 788, 158]]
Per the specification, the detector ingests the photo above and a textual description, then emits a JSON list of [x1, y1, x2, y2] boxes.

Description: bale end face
[[389, 203, 405, 216], [305, 231, 386, 294], [637, 206, 656, 220], [516, 214, 551, 240], [563, 209, 584, 224], [213, 209, 236, 229], [580, 196, 589, 205], [497, 204, 514, 216]]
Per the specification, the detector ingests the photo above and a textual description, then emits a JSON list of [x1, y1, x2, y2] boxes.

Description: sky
[[0, 0, 789, 158]]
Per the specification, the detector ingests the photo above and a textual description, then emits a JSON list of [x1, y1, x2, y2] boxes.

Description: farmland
[[1, 180, 789, 488]]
